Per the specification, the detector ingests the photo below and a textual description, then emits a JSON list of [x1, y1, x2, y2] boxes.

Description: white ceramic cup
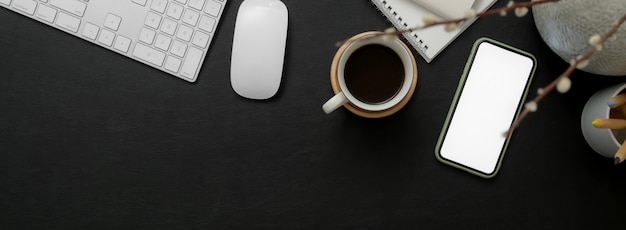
[[322, 31, 417, 118], [581, 83, 626, 158]]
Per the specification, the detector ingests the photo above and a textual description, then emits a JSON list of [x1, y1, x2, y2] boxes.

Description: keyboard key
[[98, 29, 115, 46], [192, 30, 210, 48], [154, 34, 172, 51], [176, 24, 193, 42], [174, 0, 187, 4], [161, 18, 177, 36], [204, 1, 221, 17], [170, 40, 187, 57], [188, 0, 205, 11], [144, 11, 162, 29], [0, 0, 11, 6], [132, 0, 146, 6], [104, 13, 122, 31], [114, 35, 131, 53], [138, 27, 156, 44], [36, 4, 57, 23], [180, 46, 203, 80], [182, 9, 199, 26], [82, 22, 99, 40], [50, 0, 86, 17], [133, 43, 166, 67], [164, 56, 182, 73], [150, 0, 167, 14], [166, 2, 183, 20], [13, 0, 37, 15], [198, 15, 215, 32], [55, 12, 80, 33]]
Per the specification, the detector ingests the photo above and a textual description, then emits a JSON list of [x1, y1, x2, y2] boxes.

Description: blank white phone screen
[[440, 42, 534, 175]]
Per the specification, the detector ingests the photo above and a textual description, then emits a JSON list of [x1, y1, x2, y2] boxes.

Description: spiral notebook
[[413, 0, 476, 20], [371, 0, 497, 63]]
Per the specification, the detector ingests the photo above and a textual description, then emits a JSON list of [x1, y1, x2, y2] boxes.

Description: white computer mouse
[[230, 0, 288, 100]]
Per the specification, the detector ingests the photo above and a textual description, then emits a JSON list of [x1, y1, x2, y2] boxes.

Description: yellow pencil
[[615, 139, 626, 165], [591, 118, 626, 129], [608, 94, 626, 108]]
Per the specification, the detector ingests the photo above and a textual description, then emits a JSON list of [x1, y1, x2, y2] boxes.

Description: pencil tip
[[592, 119, 600, 128], [615, 157, 621, 165]]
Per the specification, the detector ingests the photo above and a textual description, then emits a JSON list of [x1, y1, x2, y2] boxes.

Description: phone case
[[434, 37, 537, 178]]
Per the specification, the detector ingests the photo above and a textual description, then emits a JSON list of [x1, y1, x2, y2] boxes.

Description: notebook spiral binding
[[371, 0, 496, 63], [374, 0, 429, 52]]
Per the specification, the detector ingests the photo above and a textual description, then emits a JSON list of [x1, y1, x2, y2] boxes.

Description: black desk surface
[[2, 1, 626, 229]]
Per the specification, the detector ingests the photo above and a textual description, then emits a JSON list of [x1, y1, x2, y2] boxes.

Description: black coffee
[[344, 44, 405, 104]]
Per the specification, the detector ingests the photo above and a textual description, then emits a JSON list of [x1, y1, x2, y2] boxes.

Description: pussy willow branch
[[388, 0, 559, 37], [336, 0, 559, 47], [505, 12, 626, 136]]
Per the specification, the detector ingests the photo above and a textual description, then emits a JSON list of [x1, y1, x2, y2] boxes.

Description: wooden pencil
[[608, 94, 626, 108], [591, 118, 626, 129], [614, 104, 626, 118], [615, 139, 626, 165]]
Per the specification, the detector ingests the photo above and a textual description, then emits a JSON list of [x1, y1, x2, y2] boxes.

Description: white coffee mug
[[322, 31, 418, 118]]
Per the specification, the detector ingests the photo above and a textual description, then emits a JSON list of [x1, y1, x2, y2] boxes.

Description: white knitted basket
[[533, 0, 626, 76]]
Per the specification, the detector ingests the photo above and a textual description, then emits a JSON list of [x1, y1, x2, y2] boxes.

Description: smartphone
[[435, 38, 536, 178]]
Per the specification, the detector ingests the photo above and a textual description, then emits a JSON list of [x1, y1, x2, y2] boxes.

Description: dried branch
[[337, 0, 559, 47], [505, 12, 626, 136], [386, 0, 559, 36]]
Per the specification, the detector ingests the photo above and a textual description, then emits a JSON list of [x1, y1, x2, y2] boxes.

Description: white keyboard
[[1, 0, 227, 82]]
